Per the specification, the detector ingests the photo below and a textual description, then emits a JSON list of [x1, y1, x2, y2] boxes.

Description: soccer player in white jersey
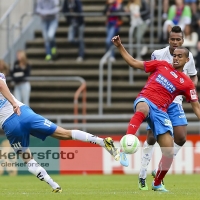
[[0, 73, 120, 193], [138, 25, 198, 190]]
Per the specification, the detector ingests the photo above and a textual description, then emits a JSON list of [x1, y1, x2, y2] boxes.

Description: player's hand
[[13, 103, 21, 116], [111, 35, 122, 47]]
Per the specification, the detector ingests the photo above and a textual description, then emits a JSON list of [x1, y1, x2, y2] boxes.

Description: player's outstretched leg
[[52, 128, 120, 161]]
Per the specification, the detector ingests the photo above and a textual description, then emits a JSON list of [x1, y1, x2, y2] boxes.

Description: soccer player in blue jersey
[[0, 73, 119, 193]]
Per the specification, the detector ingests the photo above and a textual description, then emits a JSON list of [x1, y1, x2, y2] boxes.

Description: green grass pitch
[[0, 174, 199, 200]]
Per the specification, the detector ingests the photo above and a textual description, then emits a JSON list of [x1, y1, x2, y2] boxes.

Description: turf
[[0, 174, 199, 200]]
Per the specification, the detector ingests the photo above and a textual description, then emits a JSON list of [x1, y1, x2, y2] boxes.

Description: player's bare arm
[[190, 101, 200, 119], [0, 79, 21, 115], [190, 75, 198, 87], [111, 35, 144, 70]]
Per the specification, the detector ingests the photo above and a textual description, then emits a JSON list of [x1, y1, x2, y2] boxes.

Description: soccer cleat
[[120, 152, 129, 167], [52, 187, 62, 193], [152, 182, 168, 192], [138, 178, 148, 190], [151, 169, 165, 187], [104, 137, 120, 161]]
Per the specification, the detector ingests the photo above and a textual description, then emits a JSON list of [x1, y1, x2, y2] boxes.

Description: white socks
[[173, 142, 182, 157], [139, 141, 154, 179], [27, 159, 59, 189], [71, 130, 105, 147], [139, 141, 182, 179]]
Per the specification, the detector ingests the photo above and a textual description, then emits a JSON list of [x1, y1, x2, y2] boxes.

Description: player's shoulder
[[151, 46, 169, 59], [188, 51, 195, 60]]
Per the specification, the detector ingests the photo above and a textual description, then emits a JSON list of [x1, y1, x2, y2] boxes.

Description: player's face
[[172, 49, 189, 71], [168, 32, 184, 52]]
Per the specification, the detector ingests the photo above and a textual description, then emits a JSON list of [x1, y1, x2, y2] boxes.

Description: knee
[[147, 135, 156, 145], [162, 148, 174, 158], [52, 127, 72, 140], [147, 130, 156, 145], [174, 136, 186, 146]]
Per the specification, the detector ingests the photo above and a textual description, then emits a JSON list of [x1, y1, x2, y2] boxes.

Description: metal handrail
[[98, 50, 112, 115], [7, 76, 87, 124], [0, 0, 20, 25]]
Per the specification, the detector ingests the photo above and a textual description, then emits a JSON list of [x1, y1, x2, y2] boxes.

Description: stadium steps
[[21, 0, 200, 134]]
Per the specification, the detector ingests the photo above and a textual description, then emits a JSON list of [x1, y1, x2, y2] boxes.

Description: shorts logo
[[44, 119, 52, 127], [190, 89, 197, 100], [164, 119, 172, 127], [12, 142, 22, 150], [179, 115, 186, 118]]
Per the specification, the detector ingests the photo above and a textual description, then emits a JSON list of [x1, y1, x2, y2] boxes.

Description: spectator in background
[[0, 60, 10, 77], [104, 0, 124, 62], [182, 24, 198, 56], [62, 0, 85, 62], [162, 0, 192, 43], [126, 0, 150, 60], [36, 0, 60, 61], [10, 51, 31, 106], [162, 0, 169, 20]]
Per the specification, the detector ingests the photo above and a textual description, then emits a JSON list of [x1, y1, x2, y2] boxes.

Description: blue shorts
[[134, 97, 173, 139], [2, 105, 57, 152], [147, 102, 188, 130]]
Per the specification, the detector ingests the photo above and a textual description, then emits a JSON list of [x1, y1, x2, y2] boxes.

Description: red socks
[[126, 111, 146, 135], [154, 155, 173, 186]]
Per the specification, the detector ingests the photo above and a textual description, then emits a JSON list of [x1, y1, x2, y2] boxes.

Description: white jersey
[[151, 46, 197, 104], [0, 74, 24, 128]]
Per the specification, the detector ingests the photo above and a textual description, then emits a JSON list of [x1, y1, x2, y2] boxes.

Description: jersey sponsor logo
[[164, 119, 172, 127], [156, 74, 176, 93], [44, 119, 52, 127], [180, 78, 184, 83], [170, 71, 178, 78], [190, 89, 197, 100]]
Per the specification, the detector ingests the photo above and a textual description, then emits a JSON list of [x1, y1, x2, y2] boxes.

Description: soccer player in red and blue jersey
[[112, 35, 200, 192]]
